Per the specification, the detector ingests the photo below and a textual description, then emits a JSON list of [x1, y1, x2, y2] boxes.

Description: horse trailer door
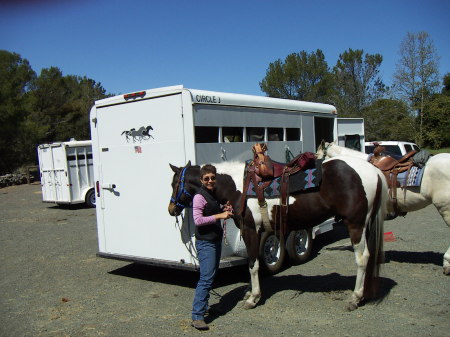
[[52, 145, 71, 202], [336, 118, 365, 152], [38, 145, 70, 203], [93, 94, 191, 261], [38, 146, 57, 202]]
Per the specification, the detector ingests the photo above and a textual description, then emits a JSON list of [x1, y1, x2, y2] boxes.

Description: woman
[[191, 164, 233, 331]]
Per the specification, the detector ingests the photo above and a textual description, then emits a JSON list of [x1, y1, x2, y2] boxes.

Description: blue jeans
[[192, 239, 222, 320]]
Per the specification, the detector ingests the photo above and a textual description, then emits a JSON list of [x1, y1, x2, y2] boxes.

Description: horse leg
[[241, 223, 261, 309], [243, 259, 261, 309], [431, 192, 450, 274], [443, 246, 450, 275], [348, 229, 369, 311]]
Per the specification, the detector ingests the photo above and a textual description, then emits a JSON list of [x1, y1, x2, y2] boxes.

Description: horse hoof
[[242, 301, 257, 310], [443, 267, 450, 275], [345, 301, 359, 311]]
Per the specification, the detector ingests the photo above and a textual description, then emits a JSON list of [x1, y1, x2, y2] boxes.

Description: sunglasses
[[202, 176, 216, 182]]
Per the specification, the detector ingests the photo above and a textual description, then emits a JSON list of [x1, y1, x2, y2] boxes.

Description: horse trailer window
[[286, 128, 300, 141], [195, 126, 219, 143], [246, 127, 265, 142], [268, 128, 283, 141], [222, 127, 243, 143]]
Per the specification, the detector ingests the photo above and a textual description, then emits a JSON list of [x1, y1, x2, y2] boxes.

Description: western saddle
[[239, 143, 316, 235], [369, 144, 417, 215]]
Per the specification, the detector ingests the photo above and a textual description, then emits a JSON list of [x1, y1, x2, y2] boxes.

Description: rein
[[170, 165, 193, 210]]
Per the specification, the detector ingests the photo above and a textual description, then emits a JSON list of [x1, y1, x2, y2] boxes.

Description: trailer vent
[[124, 91, 146, 99]]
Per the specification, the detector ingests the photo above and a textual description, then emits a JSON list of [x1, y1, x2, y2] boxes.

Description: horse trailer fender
[[312, 218, 334, 239]]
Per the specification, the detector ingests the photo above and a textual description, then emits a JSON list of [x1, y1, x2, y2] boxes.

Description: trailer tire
[[85, 189, 96, 208], [258, 231, 285, 275], [286, 229, 312, 265]]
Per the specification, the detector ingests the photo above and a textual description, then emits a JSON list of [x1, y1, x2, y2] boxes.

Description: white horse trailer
[[37, 140, 96, 207], [90, 85, 364, 270]]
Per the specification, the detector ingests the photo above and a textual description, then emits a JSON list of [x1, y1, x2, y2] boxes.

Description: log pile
[[0, 173, 34, 188]]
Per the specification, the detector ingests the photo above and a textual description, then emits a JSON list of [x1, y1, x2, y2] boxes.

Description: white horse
[[317, 141, 450, 275]]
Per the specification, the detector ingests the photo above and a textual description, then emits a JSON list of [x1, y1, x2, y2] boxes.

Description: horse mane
[[323, 142, 369, 161]]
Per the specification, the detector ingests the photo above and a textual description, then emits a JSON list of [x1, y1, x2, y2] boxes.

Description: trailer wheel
[[258, 231, 285, 275], [286, 229, 312, 265], [85, 189, 96, 208]]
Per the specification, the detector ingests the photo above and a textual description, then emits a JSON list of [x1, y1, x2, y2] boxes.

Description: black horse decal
[[121, 125, 154, 142]]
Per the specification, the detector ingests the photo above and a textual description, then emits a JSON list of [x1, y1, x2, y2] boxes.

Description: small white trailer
[[90, 85, 364, 272], [37, 140, 96, 207]]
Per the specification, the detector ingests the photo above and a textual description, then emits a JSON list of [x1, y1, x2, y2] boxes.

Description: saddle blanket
[[395, 166, 424, 187], [245, 160, 322, 198]]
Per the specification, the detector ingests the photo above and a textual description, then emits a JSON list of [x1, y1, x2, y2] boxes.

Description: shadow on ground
[[205, 273, 397, 323], [385, 250, 442, 266], [47, 203, 92, 210], [109, 263, 250, 289]]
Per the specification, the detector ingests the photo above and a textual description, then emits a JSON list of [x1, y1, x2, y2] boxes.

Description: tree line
[[0, 51, 110, 174], [0, 31, 449, 174], [260, 32, 449, 149]]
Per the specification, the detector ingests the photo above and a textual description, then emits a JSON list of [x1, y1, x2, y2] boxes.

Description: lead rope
[[222, 219, 229, 246], [175, 213, 198, 268]]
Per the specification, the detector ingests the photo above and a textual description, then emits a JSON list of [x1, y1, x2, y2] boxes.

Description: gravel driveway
[[0, 183, 449, 337]]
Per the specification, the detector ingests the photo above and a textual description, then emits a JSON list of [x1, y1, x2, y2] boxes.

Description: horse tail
[[364, 174, 387, 299]]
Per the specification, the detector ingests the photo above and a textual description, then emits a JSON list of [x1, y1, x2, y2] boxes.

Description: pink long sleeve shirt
[[192, 193, 218, 226]]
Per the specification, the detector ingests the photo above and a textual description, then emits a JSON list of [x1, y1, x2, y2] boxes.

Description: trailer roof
[[95, 85, 337, 114], [38, 140, 92, 148]]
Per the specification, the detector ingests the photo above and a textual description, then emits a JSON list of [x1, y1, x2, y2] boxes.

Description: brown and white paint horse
[[317, 141, 450, 275], [168, 155, 388, 310]]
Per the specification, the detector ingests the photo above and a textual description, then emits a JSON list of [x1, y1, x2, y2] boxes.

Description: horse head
[[168, 161, 200, 216], [316, 140, 334, 159], [316, 141, 370, 161]]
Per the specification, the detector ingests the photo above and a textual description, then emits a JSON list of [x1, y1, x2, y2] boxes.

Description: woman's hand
[[215, 211, 233, 220]]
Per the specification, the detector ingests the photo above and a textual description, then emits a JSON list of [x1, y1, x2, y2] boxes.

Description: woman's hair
[[200, 164, 216, 178]]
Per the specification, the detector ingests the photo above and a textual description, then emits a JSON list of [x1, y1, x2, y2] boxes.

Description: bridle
[[320, 142, 331, 158], [169, 164, 198, 264], [170, 165, 194, 211]]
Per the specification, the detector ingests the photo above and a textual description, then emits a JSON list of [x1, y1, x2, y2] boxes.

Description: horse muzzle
[[168, 202, 182, 216]]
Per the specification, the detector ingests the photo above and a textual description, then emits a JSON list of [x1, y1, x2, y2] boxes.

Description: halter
[[170, 165, 193, 210]]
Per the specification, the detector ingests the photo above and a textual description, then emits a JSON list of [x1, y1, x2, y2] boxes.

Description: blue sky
[[1, 0, 449, 96]]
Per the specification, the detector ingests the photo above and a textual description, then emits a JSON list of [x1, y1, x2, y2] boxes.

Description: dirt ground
[[0, 183, 449, 337]]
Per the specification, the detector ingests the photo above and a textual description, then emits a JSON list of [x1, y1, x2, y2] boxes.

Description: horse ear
[[169, 163, 179, 173], [186, 160, 191, 167]]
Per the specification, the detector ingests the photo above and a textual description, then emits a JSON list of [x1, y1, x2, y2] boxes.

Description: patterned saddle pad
[[395, 166, 424, 187]]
